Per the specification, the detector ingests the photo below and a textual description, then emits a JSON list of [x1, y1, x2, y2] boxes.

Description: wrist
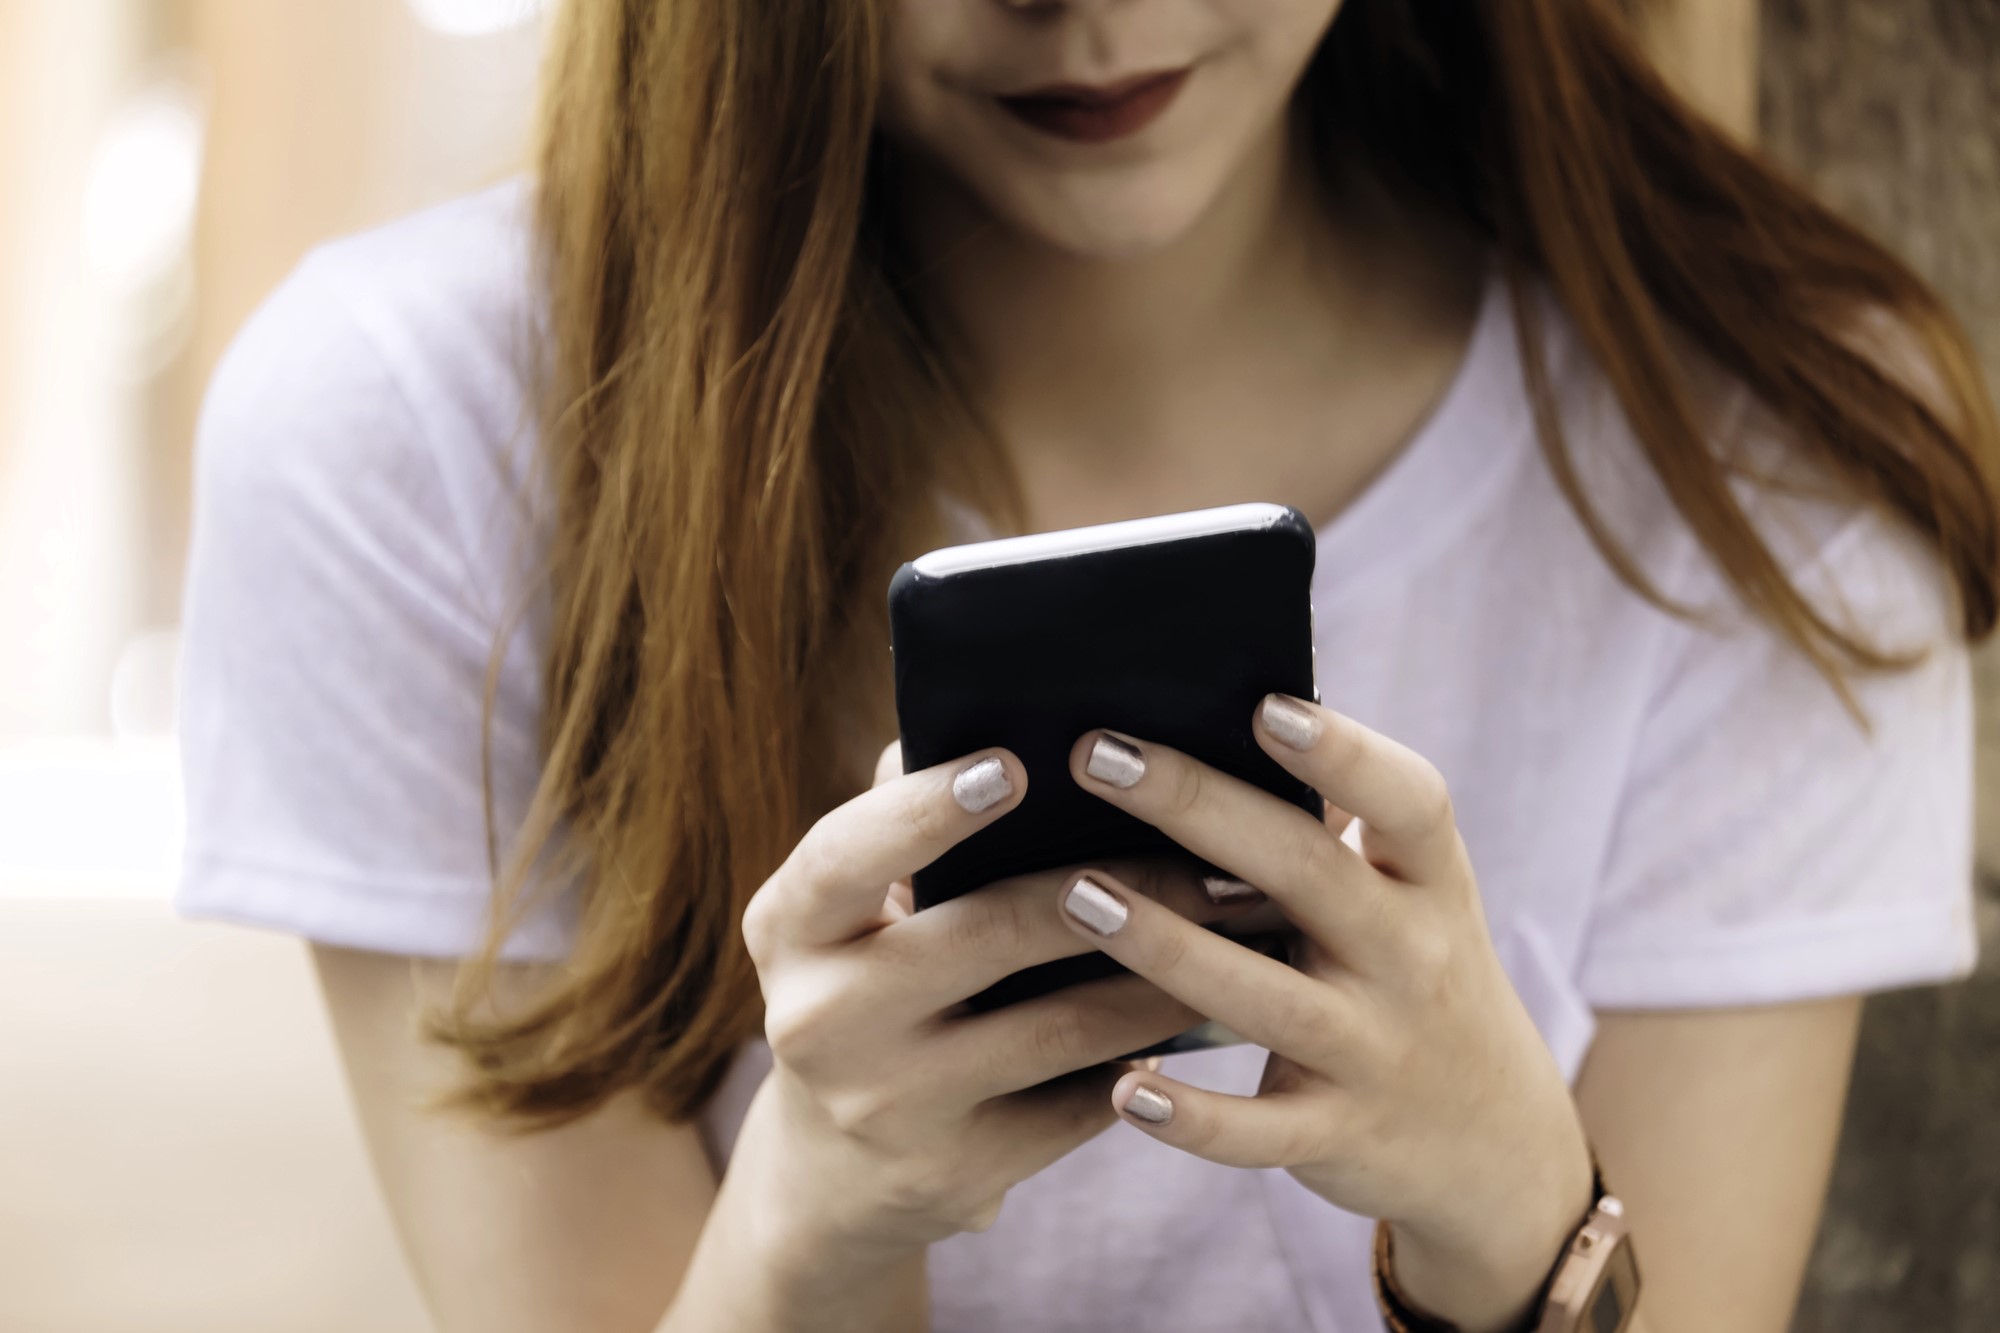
[[1385, 1119, 1596, 1333], [755, 1207, 929, 1291], [724, 1090, 931, 1283], [728, 1144, 928, 1288], [692, 1165, 928, 1330]]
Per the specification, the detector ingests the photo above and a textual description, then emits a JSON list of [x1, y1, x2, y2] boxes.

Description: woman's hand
[[1056, 696, 1595, 1333], [730, 742, 1260, 1281]]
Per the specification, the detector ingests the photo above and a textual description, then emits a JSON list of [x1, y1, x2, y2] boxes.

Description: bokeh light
[[81, 80, 206, 297], [404, 0, 547, 37]]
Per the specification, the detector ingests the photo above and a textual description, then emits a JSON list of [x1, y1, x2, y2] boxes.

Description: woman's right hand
[[730, 741, 1260, 1269]]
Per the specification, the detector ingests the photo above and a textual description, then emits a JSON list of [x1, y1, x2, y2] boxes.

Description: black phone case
[[889, 504, 1323, 1013]]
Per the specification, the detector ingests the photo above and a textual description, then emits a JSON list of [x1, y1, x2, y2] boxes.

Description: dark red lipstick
[[997, 68, 1190, 145]]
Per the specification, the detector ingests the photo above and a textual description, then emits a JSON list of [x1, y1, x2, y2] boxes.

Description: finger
[[1107, 1068, 1340, 1170], [1324, 800, 1357, 841], [1054, 868, 1355, 1068], [1253, 694, 1464, 885], [1068, 728, 1389, 952], [973, 1059, 1130, 1185], [932, 971, 1206, 1102], [873, 738, 902, 789], [873, 854, 1264, 1010], [759, 748, 1025, 949]]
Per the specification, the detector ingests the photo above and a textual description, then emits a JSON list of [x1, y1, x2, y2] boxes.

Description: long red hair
[[437, 0, 2000, 1126]]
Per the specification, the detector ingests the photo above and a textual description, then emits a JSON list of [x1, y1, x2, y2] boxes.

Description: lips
[[996, 68, 1190, 145]]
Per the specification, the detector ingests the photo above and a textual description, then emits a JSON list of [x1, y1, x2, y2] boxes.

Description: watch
[[1371, 1161, 1642, 1333]]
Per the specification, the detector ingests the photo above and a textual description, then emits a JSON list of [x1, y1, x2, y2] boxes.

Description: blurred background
[[0, 2, 1991, 1330]]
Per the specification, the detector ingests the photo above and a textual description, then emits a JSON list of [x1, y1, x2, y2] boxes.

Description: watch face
[[1589, 1278, 1625, 1333]]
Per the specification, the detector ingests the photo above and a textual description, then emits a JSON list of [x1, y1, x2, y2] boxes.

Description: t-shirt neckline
[[934, 259, 1534, 587], [1307, 261, 1533, 601]]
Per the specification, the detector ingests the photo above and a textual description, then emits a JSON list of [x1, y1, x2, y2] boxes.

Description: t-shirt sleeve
[[174, 252, 571, 960], [1576, 504, 1979, 1009]]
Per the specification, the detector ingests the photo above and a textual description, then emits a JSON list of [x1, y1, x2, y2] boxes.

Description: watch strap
[[1371, 1157, 1612, 1333]]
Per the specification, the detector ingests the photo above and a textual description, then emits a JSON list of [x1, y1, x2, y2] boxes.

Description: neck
[[908, 111, 1312, 382], [892, 113, 1488, 528]]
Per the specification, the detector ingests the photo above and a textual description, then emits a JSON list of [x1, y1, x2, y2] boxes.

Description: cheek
[[1220, 0, 1346, 81], [874, 2, 1007, 172], [876, 4, 948, 143]]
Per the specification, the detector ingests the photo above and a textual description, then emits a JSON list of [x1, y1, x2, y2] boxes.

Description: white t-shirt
[[175, 177, 1977, 1332]]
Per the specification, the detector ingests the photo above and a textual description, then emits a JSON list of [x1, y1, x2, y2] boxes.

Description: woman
[[175, 1, 1996, 1330]]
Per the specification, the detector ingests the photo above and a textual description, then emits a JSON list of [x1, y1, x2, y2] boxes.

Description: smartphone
[[888, 501, 1322, 1044]]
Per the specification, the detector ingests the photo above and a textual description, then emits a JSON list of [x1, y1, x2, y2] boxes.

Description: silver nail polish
[[1201, 875, 1262, 904], [952, 756, 1012, 813], [1085, 733, 1145, 788], [1063, 875, 1128, 936], [1123, 1086, 1174, 1125], [1259, 695, 1324, 751]]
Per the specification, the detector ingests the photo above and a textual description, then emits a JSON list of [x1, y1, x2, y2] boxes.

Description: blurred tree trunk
[[1758, 3, 2000, 1329], [1762, 0, 2000, 382]]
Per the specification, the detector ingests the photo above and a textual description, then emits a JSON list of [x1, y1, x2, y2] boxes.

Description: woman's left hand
[[1060, 695, 1595, 1333]]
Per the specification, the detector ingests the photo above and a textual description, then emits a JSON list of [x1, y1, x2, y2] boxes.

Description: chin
[[973, 170, 1227, 262]]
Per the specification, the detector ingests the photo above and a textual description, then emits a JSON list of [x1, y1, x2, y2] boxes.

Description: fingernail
[[1062, 874, 1128, 936], [1121, 1085, 1174, 1125], [1085, 732, 1145, 788], [1142, 1055, 1165, 1072], [1258, 695, 1323, 751], [952, 756, 1012, 813], [1201, 875, 1262, 904]]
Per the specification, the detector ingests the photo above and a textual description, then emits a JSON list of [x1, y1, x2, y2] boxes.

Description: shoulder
[[193, 175, 547, 626], [1519, 278, 1961, 660], [203, 171, 541, 463], [280, 173, 542, 420], [1533, 294, 1978, 1006], [176, 179, 566, 959]]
